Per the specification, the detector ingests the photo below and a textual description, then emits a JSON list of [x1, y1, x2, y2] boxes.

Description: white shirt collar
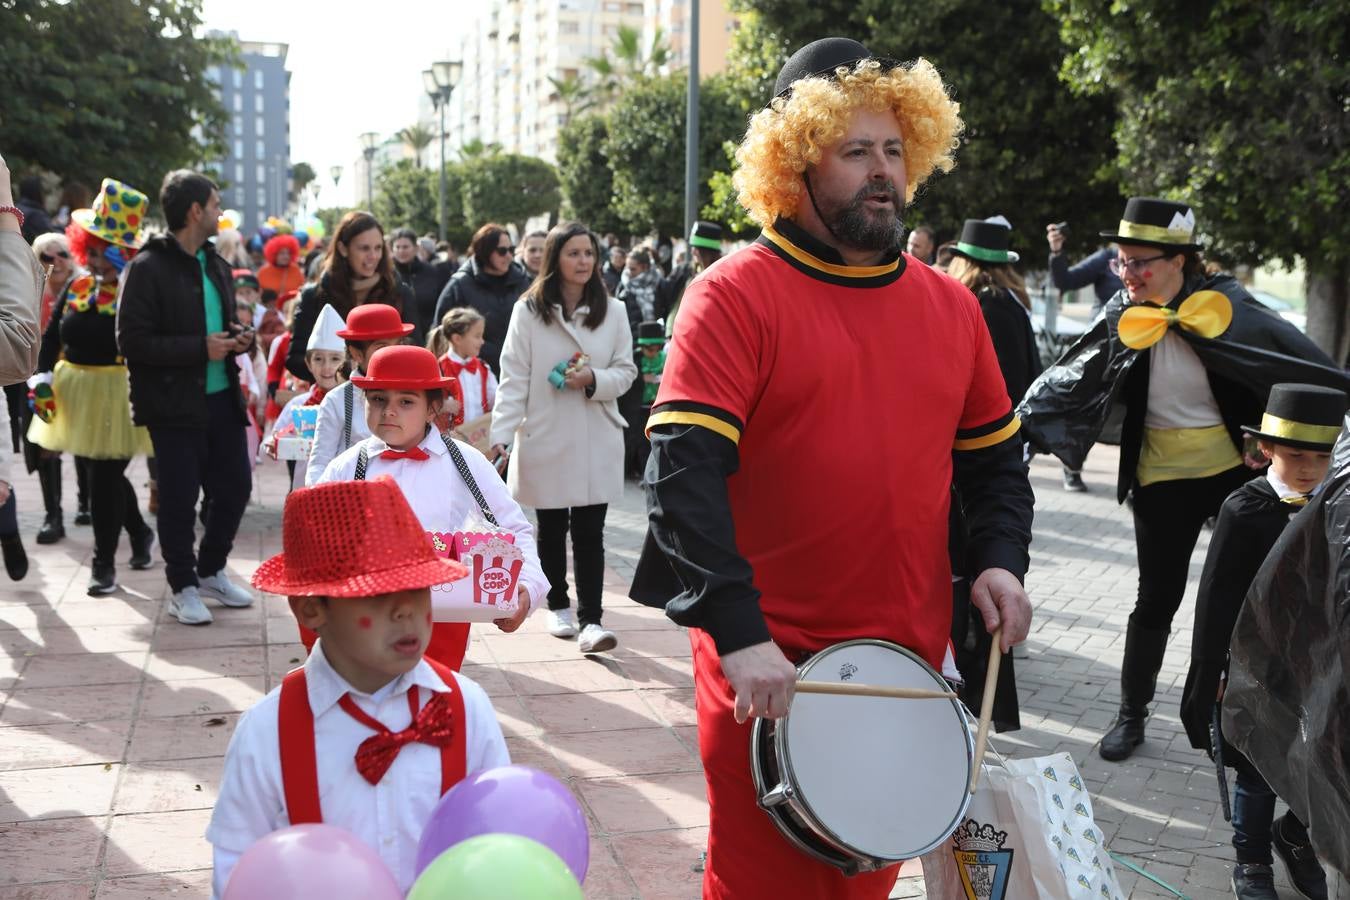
[[366, 428, 446, 457], [1266, 467, 1314, 501], [304, 639, 451, 717], [447, 350, 470, 365]]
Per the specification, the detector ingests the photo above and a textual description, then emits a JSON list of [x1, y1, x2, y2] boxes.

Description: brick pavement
[[0, 443, 1333, 898]]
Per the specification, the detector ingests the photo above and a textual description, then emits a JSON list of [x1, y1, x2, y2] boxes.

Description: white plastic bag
[[921, 752, 1126, 900]]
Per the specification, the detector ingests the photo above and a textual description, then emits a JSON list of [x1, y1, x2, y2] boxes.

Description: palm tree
[[458, 139, 503, 160], [548, 73, 595, 126], [585, 25, 672, 104], [398, 124, 436, 168]]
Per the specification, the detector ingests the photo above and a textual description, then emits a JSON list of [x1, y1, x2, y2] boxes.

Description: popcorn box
[[429, 532, 523, 623], [274, 436, 312, 460]]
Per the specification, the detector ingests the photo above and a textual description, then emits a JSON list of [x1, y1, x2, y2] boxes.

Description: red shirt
[[649, 224, 1017, 667]]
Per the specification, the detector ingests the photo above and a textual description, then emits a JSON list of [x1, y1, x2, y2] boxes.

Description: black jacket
[[116, 234, 248, 428], [432, 258, 531, 376], [977, 287, 1042, 413], [1180, 476, 1290, 776], [16, 197, 55, 245], [286, 274, 415, 382], [395, 257, 452, 344]]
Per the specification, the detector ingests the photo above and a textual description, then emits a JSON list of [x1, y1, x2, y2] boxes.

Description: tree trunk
[[1303, 259, 1350, 365]]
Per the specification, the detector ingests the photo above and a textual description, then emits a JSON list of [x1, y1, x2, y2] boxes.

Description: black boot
[[35, 457, 64, 544], [1, 533, 28, 581], [1100, 619, 1171, 761]]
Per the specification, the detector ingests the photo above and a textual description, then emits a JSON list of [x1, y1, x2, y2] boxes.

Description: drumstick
[[794, 681, 957, 701], [969, 627, 1003, 794]]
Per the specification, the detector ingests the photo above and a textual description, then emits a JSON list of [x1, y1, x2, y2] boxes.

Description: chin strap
[[801, 172, 843, 244]]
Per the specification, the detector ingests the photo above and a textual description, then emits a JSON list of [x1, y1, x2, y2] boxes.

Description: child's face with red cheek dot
[[289, 589, 433, 693]]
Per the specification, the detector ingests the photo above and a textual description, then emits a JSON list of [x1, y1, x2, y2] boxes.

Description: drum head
[[783, 640, 972, 861]]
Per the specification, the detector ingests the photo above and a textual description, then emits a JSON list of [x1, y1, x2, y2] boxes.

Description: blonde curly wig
[[733, 58, 964, 227]]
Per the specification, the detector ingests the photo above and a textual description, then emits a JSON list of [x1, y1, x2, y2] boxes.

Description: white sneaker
[[578, 623, 618, 654], [199, 570, 254, 608], [169, 586, 213, 626], [547, 608, 579, 639]]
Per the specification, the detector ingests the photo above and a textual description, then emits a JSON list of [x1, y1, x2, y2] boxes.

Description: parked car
[[1249, 288, 1306, 332]]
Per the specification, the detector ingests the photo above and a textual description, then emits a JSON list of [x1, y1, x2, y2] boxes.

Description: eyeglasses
[[1109, 253, 1168, 277], [38, 250, 71, 265], [493, 246, 516, 257]]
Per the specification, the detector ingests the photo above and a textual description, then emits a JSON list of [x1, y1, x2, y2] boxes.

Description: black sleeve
[[37, 294, 66, 373], [951, 433, 1034, 582], [634, 422, 773, 656], [1048, 250, 1104, 293], [285, 288, 318, 382]]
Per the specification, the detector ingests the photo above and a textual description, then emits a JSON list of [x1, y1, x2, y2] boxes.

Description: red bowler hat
[[252, 477, 468, 596], [350, 345, 456, 391], [336, 303, 415, 341]]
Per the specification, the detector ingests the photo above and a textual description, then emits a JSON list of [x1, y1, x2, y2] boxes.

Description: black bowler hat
[[951, 218, 1019, 265], [773, 37, 897, 99], [637, 321, 666, 346], [1100, 197, 1202, 251], [1242, 383, 1348, 451]]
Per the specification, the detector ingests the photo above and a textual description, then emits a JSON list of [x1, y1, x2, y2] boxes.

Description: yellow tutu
[[28, 360, 153, 459]]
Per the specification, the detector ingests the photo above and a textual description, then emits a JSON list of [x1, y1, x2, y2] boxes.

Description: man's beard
[[823, 180, 905, 253]]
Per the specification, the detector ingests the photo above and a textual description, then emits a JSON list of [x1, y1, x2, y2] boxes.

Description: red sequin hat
[[252, 477, 467, 596], [350, 345, 455, 391], [336, 304, 415, 341]]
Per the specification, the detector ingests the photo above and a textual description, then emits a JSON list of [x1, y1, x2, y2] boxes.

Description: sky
[[200, 0, 468, 209]]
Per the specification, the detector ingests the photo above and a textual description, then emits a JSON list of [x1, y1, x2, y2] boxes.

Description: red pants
[[297, 621, 470, 671], [690, 629, 898, 900]]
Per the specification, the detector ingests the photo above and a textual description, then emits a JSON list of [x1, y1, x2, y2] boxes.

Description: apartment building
[[207, 35, 291, 233]]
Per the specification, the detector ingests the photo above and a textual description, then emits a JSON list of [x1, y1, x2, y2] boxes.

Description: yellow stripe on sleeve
[[953, 416, 1021, 451], [646, 410, 741, 445]]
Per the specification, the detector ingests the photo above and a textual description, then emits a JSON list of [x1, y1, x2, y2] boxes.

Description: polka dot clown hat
[[71, 178, 148, 250], [252, 477, 469, 597]]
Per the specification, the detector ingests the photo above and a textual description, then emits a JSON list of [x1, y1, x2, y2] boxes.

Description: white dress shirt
[[206, 641, 510, 898], [445, 351, 498, 423], [305, 381, 372, 487], [317, 430, 549, 612]]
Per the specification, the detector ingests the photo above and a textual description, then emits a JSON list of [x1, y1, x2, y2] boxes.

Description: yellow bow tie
[[1282, 494, 1311, 508], [1117, 289, 1233, 350]]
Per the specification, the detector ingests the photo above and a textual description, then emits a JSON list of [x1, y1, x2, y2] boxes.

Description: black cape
[[1017, 274, 1350, 472], [1180, 476, 1293, 776], [1224, 415, 1350, 875]]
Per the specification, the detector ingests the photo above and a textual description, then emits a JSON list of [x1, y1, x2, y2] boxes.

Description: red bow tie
[[443, 356, 484, 377], [380, 446, 430, 461], [339, 686, 456, 785]]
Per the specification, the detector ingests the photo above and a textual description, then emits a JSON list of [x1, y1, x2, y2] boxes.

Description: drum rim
[[778, 638, 975, 862]]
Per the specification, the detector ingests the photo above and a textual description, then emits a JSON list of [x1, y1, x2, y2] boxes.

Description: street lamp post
[[423, 59, 463, 242], [309, 181, 321, 215], [359, 131, 379, 207], [330, 164, 343, 189], [684, 0, 700, 240]]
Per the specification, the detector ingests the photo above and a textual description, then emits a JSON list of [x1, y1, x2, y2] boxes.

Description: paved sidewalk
[[0, 446, 1317, 898]]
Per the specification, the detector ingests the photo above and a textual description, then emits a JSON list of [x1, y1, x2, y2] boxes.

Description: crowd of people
[[0, 31, 1346, 900]]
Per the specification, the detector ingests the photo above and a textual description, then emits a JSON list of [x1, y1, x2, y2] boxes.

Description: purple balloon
[[415, 764, 590, 883], [223, 824, 402, 900]]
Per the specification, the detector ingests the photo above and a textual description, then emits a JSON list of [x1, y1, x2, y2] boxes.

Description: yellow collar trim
[[761, 224, 901, 279]]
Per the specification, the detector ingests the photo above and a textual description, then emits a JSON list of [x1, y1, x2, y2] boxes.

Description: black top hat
[[774, 37, 894, 99], [1100, 197, 1202, 251], [1242, 383, 1348, 450], [637, 321, 666, 346], [951, 219, 1019, 265], [689, 221, 724, 251]]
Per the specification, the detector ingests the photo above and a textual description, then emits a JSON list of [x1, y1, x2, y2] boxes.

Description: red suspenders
[[277, 658, 468, 825]]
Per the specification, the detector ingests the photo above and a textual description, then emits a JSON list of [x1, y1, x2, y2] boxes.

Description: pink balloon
[[223, 824, 402, 900]]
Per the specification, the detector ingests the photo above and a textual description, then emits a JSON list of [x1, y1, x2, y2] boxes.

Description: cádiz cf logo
[[951, 819, 1014, 900]]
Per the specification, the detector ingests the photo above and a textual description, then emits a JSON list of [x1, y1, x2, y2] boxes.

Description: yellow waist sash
[[1137, 425, 1242, 486]]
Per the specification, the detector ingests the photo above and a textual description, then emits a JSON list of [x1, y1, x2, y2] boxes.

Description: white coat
[[491, 295, 637, 509]]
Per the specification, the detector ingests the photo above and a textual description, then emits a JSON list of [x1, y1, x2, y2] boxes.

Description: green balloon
[[408, 834, 583, 900]]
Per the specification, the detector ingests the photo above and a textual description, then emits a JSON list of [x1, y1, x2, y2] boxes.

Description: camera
[[1053, 222, 1070, 234]]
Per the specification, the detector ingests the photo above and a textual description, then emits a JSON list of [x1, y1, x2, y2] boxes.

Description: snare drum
[[750, 639, 974, 875]]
